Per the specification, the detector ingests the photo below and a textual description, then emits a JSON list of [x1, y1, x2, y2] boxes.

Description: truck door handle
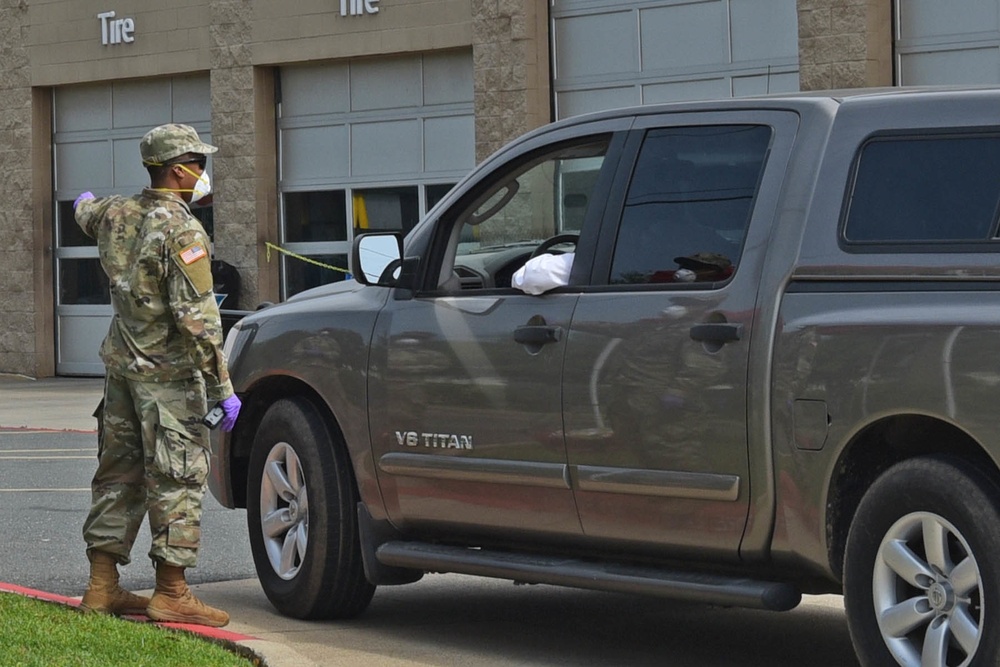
[[514, 325, 562, 346], [690, 323, 743, 343]]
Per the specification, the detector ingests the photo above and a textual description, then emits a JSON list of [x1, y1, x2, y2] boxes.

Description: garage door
[[896, 0, 1000, 84], [53, 76, 212, 376], [277, 51, 475, 298], [551, 0, 800, 119]]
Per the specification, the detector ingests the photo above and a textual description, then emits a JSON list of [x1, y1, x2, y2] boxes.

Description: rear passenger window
[[610, 125, 771, 285], [844, 134, 1000, 243]]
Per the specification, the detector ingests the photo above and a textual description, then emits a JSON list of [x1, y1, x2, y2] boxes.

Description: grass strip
[[0, 592, 257, 667]]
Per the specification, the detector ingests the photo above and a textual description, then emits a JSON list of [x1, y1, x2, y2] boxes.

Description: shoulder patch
[[173, 241, 213, 294], [179, 242, 208, 265]]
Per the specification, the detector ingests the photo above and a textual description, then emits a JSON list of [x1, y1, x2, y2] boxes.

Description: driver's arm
[[512, 252, 575, 295]]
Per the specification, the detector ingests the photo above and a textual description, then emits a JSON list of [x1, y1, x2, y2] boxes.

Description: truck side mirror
[[352, 232, 404, 286]]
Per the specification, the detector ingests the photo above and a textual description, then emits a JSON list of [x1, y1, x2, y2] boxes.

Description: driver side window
[[441, 138, 609, 291]]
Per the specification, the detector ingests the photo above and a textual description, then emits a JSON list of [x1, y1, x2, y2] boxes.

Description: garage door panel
[[557, 86, 638, 118], [424, 116, 475, 173], [554, 11, 637, 78], [900, 47, 1000, 85], [282, 125, 349, 182], [282, 64, 351, 116], [424, 51, 475, 105], [730, 0, 798, 61], [56, 142, 113, 192], [351, 57, 422, 111], [898, 0, 998, 40], [171, 76, 212, 122], [113, 138, 150, 191], [57, 311, 112, 376], [111, 80, 173, 129], [732, 71, 799, 97], [351, 119, 421, 176], [552, 0, 800, 116], [53, 75, 213, 377], [640, 2, 727, 70], [54, 87, 111, 133], [643, 77, 730, 104]]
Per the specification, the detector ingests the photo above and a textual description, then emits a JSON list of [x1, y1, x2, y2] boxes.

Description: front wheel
[[247, 397, 375, 619], [844, 456, 1000, 666]]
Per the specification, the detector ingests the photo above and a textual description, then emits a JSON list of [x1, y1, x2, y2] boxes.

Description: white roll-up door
[[896, 0, 1000, 84], [53, 76, 212, 376], [277, 51, 475, 298], [551, 0, 800, 119]]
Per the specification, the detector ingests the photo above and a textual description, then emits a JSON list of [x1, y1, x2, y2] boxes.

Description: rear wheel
[[247, 397, 375, 619], [844, 456, 1000, 666]]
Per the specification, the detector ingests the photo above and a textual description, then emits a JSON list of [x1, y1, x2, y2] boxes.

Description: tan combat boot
[[146, 563, 229, 627], [80, 551, 150, 616]]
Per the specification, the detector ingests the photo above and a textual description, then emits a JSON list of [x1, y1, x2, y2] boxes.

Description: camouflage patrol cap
[[140, 124, 218, 166]]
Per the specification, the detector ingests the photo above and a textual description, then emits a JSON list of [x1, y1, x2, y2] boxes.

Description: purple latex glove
[[220, 394, 242, 432], [74, 191, 95, 210]]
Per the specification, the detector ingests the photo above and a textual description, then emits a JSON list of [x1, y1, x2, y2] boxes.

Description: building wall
[[0, 1, 41, 376], [0, 0, 911, 377], [472, 0, 550, 160], [797, 0, 893, 90]]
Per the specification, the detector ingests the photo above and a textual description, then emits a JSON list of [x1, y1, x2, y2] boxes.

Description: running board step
[[375, 541, 801, 612]]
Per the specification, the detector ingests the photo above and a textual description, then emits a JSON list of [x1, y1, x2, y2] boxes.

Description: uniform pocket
[[152, 417, 209, 485]]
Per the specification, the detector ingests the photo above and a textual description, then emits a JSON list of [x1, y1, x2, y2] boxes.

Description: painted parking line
[[0, 488, 91, 492], [0, 449, 97, 453], [0, 428, 97, 434]]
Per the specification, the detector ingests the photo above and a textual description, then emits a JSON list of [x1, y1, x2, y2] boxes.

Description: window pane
[[462, 140, 608, 252], [60, 258, 110, 305], [284, 253, 349, 297], [192, 204, 214, 239], [426, 183, 455, 211], [611, 125, 770, 285], [446, 139, 609, 290], [284, 191, 348, 242], [845, 135, 1000, 242], [58, 201, 95, 247], [354, 186, 419, 235]]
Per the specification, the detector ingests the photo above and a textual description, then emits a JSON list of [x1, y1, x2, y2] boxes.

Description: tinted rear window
[[844, 134, 1000, 243]]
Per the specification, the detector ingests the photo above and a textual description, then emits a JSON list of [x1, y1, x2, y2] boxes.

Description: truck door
[[367, 131, 624, 539], [563, 112, 797, 558]]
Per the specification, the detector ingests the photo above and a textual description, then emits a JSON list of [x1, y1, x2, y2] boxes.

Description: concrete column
[[209, 0, 278, 309], [0, 0, 46, 376], [473, 0, 552, 162], [798, 0, 893, 91]]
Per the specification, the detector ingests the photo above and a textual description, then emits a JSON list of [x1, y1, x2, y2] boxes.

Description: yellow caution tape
[[265, 242, 351, 275]]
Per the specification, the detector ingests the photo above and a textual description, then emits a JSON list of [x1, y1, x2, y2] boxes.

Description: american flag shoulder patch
[[179, 243, 207, 265]]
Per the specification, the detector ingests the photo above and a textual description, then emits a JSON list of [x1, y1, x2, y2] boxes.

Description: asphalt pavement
[[0, 373, 861, 667], [0, 373, 320, 666]]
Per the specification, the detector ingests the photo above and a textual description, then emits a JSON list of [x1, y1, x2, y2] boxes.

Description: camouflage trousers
[[83, 369, 210, 568]]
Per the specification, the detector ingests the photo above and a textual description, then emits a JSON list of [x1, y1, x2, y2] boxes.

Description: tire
[[844, 455, 1000, 667], [247, 397, 375, 619]]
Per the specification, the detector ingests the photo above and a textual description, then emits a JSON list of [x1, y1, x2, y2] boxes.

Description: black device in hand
[[202, 403, 225, 429]]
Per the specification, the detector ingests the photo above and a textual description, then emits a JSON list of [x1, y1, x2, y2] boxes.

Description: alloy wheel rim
[[873, 511, 983, 667], [259, 441, 309, 580]]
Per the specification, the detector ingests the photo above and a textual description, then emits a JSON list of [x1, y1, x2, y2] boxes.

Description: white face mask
[[177, 162, 211, 203], [191, 171, 212, 203]]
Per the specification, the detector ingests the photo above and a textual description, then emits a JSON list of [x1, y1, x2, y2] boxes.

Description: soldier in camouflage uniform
[[74, 124, 242, 628]]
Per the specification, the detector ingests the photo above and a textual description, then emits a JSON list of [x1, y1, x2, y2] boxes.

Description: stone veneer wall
[[797, 0, 892, 90], [472, 0, 551, 161], [0, 0, 38, 376], [209, 0, 265, 310]]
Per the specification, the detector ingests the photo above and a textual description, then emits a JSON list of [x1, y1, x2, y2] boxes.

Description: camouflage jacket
[[75, 189, 233, 399]]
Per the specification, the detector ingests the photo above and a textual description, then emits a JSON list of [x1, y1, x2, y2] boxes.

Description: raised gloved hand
[[220, 394, 242, 432], [74, 192, 95, 209]]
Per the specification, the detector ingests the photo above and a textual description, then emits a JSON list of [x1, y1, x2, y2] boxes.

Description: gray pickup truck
[[210, 87, 1000, 667]]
